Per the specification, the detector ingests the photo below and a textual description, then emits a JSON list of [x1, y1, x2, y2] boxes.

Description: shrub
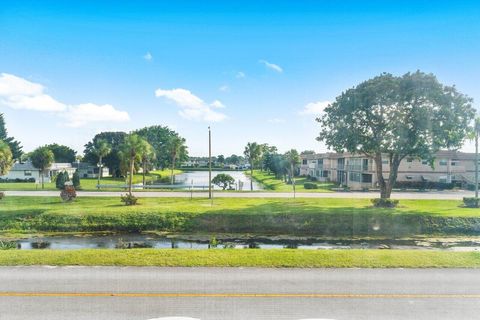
[[463, 197, 479, 208], [394, 181, 454, 190], [0, 240, 17, 250], [371, 198, 399, 208], [55, 171, 69, 190], [60, 184, 76, 202], [72, 170, 81, 188], [303, 182, 318, 189], [121, 193, 138, 206]]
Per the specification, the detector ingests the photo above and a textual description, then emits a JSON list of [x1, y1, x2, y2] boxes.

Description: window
[[405, 175, 413, 180], [302, 159, 307, 165], [382, 159, 389, 164], [361, 174, 372, 183], [407, 158, 413, 163], [317, 159, 323, 165], [348, 172, 361, 182], [24, 170, 32, 176], [439, 159, 448, 166], [422, 159, 428, 165], [451, 160, 459, 166], [322, 170, 329, 177]]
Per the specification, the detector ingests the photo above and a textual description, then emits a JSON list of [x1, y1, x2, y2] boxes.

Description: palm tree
[[285, 149, 300, 194], [244, 142, 262, 190], [168, 136, 186, 185], [30, 146, 54, 189], [121, 134, 151, 195], [140, 143, 155, 187], [0, 141, 13, 176], [92, 139, 111, 189]]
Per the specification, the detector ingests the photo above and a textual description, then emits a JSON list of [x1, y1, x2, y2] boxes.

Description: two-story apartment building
[[300, 151, 479, 190]]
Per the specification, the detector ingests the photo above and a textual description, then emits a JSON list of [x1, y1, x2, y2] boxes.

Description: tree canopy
[[83, 132, 127, 177], [45, 143, 77, 163], [317, 71, 476, 198], [212, 173, 235, 190], [0, 140, 13, 176], [135, 125, 188, 169], [0, 113, 22, 160]]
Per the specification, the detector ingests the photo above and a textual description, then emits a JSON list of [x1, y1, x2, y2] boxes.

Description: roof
[[10, 161, 38, 171]]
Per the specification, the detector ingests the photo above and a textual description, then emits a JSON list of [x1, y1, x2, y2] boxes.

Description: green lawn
[[1, 249, 480, 268], [248, 170, 335, 192], [0, 196, 478, 236], [0, 169, 183, 192]]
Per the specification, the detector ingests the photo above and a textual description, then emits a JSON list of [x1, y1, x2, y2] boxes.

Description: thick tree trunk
[[128, 157, 134, 195], [374, 152, 401, 199]]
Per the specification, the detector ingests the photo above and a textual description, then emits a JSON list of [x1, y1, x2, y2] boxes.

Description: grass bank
[[1, 197, 479, 237], [248, 170, 335, 192], [0, 249, 479, 268]]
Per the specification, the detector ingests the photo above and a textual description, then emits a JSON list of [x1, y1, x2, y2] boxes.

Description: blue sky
[[1, 1, 479, 156]]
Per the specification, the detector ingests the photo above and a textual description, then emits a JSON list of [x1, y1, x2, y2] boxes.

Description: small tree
[[244, 142, 262, 190], [167, 136, 187, 184], [0, 141, 13, 176], [92, 139, 111, 189], [30, 146, 54, 189], [285, 149, 300, 196], [140, 143, 155, 187], [317, 71, 476, 199], [72, 170, 81, 189], [55, 171, 66, 190], [120, 134, 151, 196], [212, 173, 235, 190]]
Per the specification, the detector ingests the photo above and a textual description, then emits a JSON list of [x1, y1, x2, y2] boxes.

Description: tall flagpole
[[208, 126, 212, 199]]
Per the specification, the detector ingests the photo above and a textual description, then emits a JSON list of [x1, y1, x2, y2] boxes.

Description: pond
[[173, 170, 263, 190], [8, 234, 480, 251]]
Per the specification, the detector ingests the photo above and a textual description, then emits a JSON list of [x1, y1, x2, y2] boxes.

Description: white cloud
[[236, 71, 246, 79], [143, 52, 153, 61], [155, 87, 227, 122], [210, 100, 225, 108], [299, 101, 330, 115], [259, 60, 283, 73], [268, 118, 285, 124], [0, 73, 130, 127], [0, 73, 66, 111], [63, 103, 130, 128], [219, 85, 230, 92]]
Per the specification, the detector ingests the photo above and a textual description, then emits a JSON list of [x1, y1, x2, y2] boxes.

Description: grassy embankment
[[1, 249, 480, 267], [0, 169, 182, 192], [248, 170, 335, 192], [1, 197, 479, 237]]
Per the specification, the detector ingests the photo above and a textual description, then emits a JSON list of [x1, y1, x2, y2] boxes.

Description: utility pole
[[475, 118, 479, 199], [208, 126, 212, 199]]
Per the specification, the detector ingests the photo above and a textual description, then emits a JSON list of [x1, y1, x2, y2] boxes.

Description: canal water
[[174, 170, 262, 190], [9, 234, 480, 251]]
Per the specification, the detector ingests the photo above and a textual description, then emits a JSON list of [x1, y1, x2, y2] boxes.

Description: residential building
[[300, 151, 479, 190], [0, 161, 47, 182], [72, 162, 110, 178]]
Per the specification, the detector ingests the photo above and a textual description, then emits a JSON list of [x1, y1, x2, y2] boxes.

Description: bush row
[[0, 178, 36, 183]]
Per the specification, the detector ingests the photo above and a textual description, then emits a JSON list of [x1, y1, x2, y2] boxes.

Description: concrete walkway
[[4, 189, 474, 199]]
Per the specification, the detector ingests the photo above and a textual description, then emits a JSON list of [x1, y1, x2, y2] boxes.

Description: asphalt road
[[4, 190, 475, 199], [0, 267, 479, 320]]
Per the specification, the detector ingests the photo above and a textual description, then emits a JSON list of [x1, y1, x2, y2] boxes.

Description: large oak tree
[[317, 71, 476, 199]]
